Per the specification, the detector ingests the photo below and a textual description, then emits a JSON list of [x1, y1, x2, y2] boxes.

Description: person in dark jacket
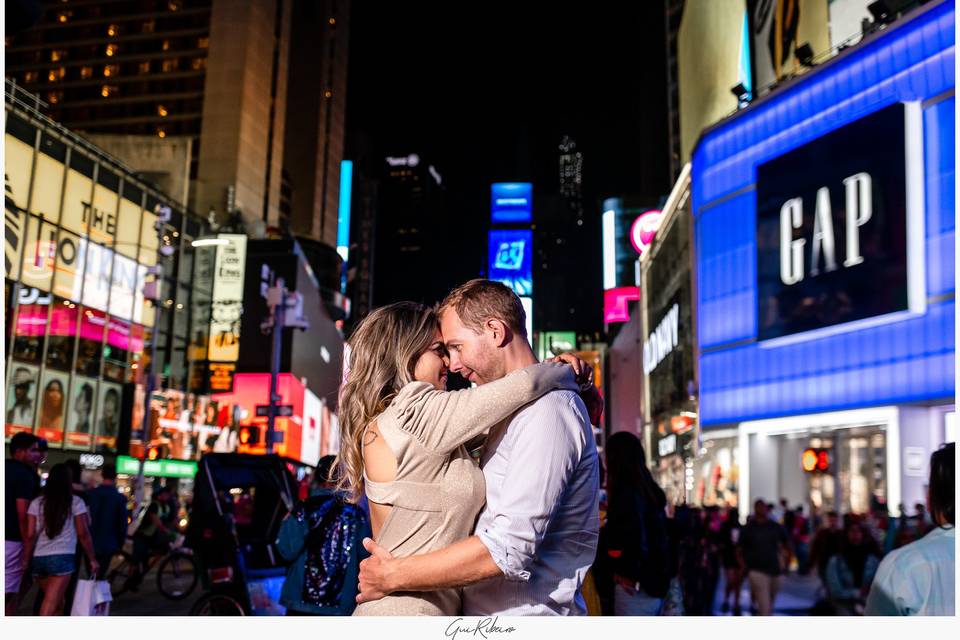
[[276, 456, 371, 615], [603, 431, 671, 616], [86, 464, 129, 578]]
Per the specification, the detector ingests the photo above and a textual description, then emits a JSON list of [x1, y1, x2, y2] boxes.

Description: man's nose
[[448, 352, 464, 372]]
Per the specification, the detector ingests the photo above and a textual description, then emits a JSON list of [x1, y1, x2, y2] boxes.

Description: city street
[[4, 0, 956, 623]]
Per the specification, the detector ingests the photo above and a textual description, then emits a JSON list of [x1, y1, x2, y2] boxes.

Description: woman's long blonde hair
[[334, 302, 439, 502]]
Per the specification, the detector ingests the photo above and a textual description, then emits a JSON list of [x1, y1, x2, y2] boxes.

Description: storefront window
[[45, 298, 79, 371], [693, 436, 740, 508], [12, 297, 49, 364], [75, 306, 106, 377]]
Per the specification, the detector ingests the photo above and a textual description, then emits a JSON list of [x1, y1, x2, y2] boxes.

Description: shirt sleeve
[[476, 393, 587, 581], [14, 469, 35, 500], [73, 496, 88, 516], [27, 498, 40, 517], [390, 362, 577, 455]]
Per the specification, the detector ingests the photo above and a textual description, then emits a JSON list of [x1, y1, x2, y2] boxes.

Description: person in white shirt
[[866, 442, 954, 616], [22, 463, 98, 616], [357, 279, 601, 615]]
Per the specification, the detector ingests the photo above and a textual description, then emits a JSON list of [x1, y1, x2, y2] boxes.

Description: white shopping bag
[[93, 580, 112, 616], [70, 579, 98, 616]]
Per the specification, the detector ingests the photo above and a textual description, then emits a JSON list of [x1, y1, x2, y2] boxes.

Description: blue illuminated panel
[[693, 1, 955, 426], [488, 229, 533, 296], [491, 183, 533, 223]]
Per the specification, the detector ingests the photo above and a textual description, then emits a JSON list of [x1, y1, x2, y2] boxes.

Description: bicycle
[[107, 534, 199, 601]]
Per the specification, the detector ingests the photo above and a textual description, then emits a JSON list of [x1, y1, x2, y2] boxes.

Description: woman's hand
[[88, 558, 100, 577], [549, 352, 594, 390]]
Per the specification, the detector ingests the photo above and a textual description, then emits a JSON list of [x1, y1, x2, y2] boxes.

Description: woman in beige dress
[[336, 302, 581, 616]]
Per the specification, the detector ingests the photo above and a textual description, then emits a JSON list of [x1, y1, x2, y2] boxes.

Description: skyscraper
[[6, 0, 350, 247], [558, 134, 584, 221]]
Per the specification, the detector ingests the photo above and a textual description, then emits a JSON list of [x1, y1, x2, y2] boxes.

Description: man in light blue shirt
[[866, 443, 955, 616], [356, 279, 600, 615]]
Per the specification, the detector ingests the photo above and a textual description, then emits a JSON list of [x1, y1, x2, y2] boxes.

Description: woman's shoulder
[[71, 494, 88, 512]]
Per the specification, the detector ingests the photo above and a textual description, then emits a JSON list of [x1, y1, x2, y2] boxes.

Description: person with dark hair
[[99, 389, 120, 439], [866, 442, 955, 615], [38, 379, 65, 432], [276, 455, 372, 615], [737, 499, 790, 616], [718, 506, 745, 615], [6, 367, 36, 425], [825, 519, 880, 615], [86, 464, 129, 579], [71, 383, 94, 434], [602, 431, 671, 615], [5, 432, 45, 615], [21, 464, 98, 615], [809, 510, 843, 583]]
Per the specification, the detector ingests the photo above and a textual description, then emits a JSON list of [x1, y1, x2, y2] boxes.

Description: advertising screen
[[756, 102, 923, 342], [36, 369, 68, 444], [488, 229, 533, 296], [65, 375, 98, 449], [491, 183, 533, 224], [5, 363, 39, 437]]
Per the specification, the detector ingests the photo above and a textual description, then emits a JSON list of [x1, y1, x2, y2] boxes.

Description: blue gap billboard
[[693, 1, 955, 425]]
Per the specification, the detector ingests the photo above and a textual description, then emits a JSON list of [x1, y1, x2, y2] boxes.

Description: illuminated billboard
[[491, 183, 533, 224], [488, 229, 532, 296]]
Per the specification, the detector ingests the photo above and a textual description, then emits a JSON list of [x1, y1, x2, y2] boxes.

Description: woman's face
[[413, 329, 450, 391], [847, 524, 864, 546], [46, 383, 63, 409]]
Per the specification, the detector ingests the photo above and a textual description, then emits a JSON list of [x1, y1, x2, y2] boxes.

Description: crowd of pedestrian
[[589, 438, 954, 617], [4, 431, 183, 616]]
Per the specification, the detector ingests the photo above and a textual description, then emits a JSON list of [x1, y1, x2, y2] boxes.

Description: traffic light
[[239, 425, 261, 446], [802, 448, 831, 473]]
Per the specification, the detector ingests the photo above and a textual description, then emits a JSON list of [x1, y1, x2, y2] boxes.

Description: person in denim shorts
[[22, 464, 98, 615]]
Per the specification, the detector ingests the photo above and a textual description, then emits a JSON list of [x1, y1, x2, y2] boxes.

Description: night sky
[[346, 2, 670, 311]]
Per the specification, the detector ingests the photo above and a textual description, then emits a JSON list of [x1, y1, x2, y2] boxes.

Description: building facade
[[4, 81, 217, 469], [6, 0, 351, 244], [692, 0, 955, 516]]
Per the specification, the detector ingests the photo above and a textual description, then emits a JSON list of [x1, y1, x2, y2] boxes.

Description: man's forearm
[[390, 535, 502, 592]]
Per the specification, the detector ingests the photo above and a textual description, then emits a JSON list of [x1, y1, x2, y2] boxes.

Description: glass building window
[[45, 298, 79, 371], [80, 66, 94, 79], [75, 306, 106, 377]]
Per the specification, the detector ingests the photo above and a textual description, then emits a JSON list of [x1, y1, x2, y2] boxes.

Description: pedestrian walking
[[86, 464, 129, 579], [866, 443, 955, 615], [603, 431, 672, 616], [738, 499, 790, 616], [809, 510, 843, 584], [718, 506, 745, 615], [5, 433, 45, 615], [275, 455, 371, 615], [824, 519, 880, 615], [21, 464, 98, 615]]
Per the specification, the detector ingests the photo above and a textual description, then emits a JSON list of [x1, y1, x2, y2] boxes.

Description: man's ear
[[485, 318, 510, 347]]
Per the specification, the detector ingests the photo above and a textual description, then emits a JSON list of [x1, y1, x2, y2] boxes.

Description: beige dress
[[353, 362, 576, 616]]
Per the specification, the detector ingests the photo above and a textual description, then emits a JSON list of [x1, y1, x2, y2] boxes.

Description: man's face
[[754, 500, 768, 520], [16, 442, 45, 469], [440, 309, 504, 385], [14, 383, 28, 402]]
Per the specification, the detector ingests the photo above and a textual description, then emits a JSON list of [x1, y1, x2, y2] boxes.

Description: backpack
[[298, 494, 365, 608]]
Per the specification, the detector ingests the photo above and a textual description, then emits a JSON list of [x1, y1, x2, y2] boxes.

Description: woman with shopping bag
[[21, 464, 98, 615]]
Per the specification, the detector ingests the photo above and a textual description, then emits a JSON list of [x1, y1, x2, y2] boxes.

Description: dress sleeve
[[389, 362, 577, 455]]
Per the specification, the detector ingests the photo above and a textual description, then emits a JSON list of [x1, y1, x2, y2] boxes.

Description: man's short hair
[[439, 279, 527, 338], [101, 463, 117, 481], [10, 432, 39, 455]]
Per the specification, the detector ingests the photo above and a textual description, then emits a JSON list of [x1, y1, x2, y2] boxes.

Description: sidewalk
[[713, 571, 823, 616]]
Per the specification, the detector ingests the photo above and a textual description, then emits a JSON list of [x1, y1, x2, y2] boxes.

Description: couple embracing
[[336, 279, 601, 616]]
